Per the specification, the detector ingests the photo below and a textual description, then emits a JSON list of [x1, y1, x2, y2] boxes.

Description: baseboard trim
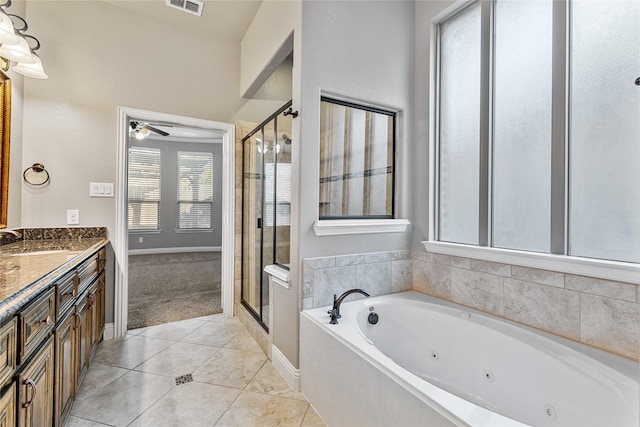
[[128, 246, 222, 256], [104, 323, 115, 340], [271, 345, 300, 392]]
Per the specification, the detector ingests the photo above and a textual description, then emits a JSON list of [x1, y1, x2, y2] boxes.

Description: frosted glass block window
[[569, 0, 640, 263], [434, 0, 639, 265], [492, 0, 553, 252], [128, 147, 161, 230], [438, 2, 481, 245], [177, 151, 214, 230]]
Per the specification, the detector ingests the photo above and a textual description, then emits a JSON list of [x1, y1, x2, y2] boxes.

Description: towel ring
[[23, 163, 50, 186]]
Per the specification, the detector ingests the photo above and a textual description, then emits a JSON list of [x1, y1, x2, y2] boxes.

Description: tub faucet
[[329, 289, 370, 324]]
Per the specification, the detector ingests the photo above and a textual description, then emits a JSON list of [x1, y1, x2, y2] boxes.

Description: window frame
[[426, 0, 640, 284], [318, 95, 397, 221]]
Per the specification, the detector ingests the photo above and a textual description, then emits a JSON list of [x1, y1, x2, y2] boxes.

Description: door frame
[[114, 107, 235, 338]]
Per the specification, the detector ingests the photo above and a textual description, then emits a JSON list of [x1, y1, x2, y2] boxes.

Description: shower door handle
[[257, 218, 262, 229]]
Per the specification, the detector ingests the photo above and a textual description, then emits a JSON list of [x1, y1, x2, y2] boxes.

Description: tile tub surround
[[0, 237, 108, 323], [303, 249, 639, 360], [71, 314, 325, 426], [412, 250, 640, 361], [302, 250, 412, 309]]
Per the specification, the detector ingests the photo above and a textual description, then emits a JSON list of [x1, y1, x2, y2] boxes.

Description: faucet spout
[[328, 288, 370, 324]]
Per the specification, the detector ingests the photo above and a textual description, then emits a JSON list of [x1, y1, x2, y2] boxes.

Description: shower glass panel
[[241, 101, 292, 331]]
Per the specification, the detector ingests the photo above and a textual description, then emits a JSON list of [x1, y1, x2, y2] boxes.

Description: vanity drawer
[[77, 254, 99, 294], [19, 288, 55, 364], [55, 271, 77, 319], [0, 318, 16, 387]]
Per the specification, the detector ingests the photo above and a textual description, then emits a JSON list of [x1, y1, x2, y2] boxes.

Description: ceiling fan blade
[[143, 124, 170, 137]]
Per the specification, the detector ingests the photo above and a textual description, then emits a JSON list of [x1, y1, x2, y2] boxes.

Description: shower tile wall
[[301, 249, 639, 360]]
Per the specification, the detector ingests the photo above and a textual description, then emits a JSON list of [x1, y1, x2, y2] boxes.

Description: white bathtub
[[300, 291, 639, 426]]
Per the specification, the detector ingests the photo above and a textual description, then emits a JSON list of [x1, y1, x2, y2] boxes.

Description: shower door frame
[[241, 100, 293, 332]]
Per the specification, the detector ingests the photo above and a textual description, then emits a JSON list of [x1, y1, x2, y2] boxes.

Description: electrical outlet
[[67, 209, 80, 225], [138, 237, 143, 243]]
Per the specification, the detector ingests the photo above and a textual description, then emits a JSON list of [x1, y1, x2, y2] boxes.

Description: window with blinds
[[177, 151, 214, 230], [128, 147, 161, 230]]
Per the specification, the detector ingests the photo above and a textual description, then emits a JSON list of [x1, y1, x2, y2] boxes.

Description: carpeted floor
[[128, 252, 222, 329]]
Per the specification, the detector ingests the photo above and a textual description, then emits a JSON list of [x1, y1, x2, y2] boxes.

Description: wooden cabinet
[[18, 337, 54, 427], [0, 383, 15, 427], [0, 244, 108, 427], [54, 311, 75, 427]]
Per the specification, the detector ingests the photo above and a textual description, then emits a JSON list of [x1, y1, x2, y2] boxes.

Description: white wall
[[279, 0, 416, 368], [240, 0, 297, 98], [21, 0, 244, 234]]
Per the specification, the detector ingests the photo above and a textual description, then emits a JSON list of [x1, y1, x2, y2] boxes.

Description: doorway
[[241, 101, 293, 331], [126, 130, 223, 328], [114, 107, 235, 338]]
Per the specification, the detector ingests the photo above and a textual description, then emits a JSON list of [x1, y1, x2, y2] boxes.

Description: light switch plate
[[90, 182, 114, 198], [67, 209, 80, 225]]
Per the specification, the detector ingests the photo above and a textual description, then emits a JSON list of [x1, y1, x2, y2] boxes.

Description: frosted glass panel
[[439, 3, 481, 244], [569, 0, 640, 263], [492, 0, 552, 252]]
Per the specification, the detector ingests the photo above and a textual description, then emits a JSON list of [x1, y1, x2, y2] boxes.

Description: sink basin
[[10, 250, 66, 257]]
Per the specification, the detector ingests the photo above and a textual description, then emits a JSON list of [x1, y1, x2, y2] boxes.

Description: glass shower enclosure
[[241, 101, 292, 331]]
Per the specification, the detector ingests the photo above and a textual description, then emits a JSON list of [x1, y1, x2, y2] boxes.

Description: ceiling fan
[[130, 121, 170, 139]]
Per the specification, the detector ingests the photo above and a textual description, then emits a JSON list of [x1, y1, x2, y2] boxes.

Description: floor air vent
[[175, 374, 193, 385], [166, 0, 204, 17]]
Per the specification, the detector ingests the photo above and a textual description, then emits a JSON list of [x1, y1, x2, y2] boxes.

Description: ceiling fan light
[[13, 53, 47, 79], [0, 35, 35, 64]]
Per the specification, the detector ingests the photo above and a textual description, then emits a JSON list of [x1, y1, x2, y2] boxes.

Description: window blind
[[128, 147, 161, 230], [177, 151, 214, 230]]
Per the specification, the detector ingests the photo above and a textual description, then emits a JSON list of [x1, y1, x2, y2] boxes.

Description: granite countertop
[[0, 238, 108, 323]]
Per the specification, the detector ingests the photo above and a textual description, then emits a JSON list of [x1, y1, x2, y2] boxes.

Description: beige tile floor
[[68, 314, 326, 427]]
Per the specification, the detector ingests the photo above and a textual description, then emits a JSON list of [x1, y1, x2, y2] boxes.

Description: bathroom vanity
[[0, 231, 108, 427]]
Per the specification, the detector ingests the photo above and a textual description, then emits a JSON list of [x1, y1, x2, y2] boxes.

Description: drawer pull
[[22, 378, 37, 408], [61, 289, 77, 298], [40, 315, 52, 326]]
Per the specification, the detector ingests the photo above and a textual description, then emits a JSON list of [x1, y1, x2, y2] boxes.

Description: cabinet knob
[[22, 378, 37, 408], [40, 315, 52, 326]]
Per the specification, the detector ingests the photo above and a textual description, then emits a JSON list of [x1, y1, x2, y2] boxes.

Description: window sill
[[313, 219, 410, 236], [422, 241, 640, 285]]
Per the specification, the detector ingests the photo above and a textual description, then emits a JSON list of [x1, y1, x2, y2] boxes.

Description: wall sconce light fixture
[[0, 0, 47, 79]]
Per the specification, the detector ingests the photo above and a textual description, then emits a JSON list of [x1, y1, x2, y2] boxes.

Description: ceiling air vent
[[166, 0, 204, 17]]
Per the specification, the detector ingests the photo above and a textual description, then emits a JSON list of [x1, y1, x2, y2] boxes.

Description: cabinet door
[[88, 281, 98, 353], [0, 382, 15, 427], [18, 336, 54, 427], [54, 311, 75, 427], [74, 294, 91, 391], [97, 273, 106, 342]]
